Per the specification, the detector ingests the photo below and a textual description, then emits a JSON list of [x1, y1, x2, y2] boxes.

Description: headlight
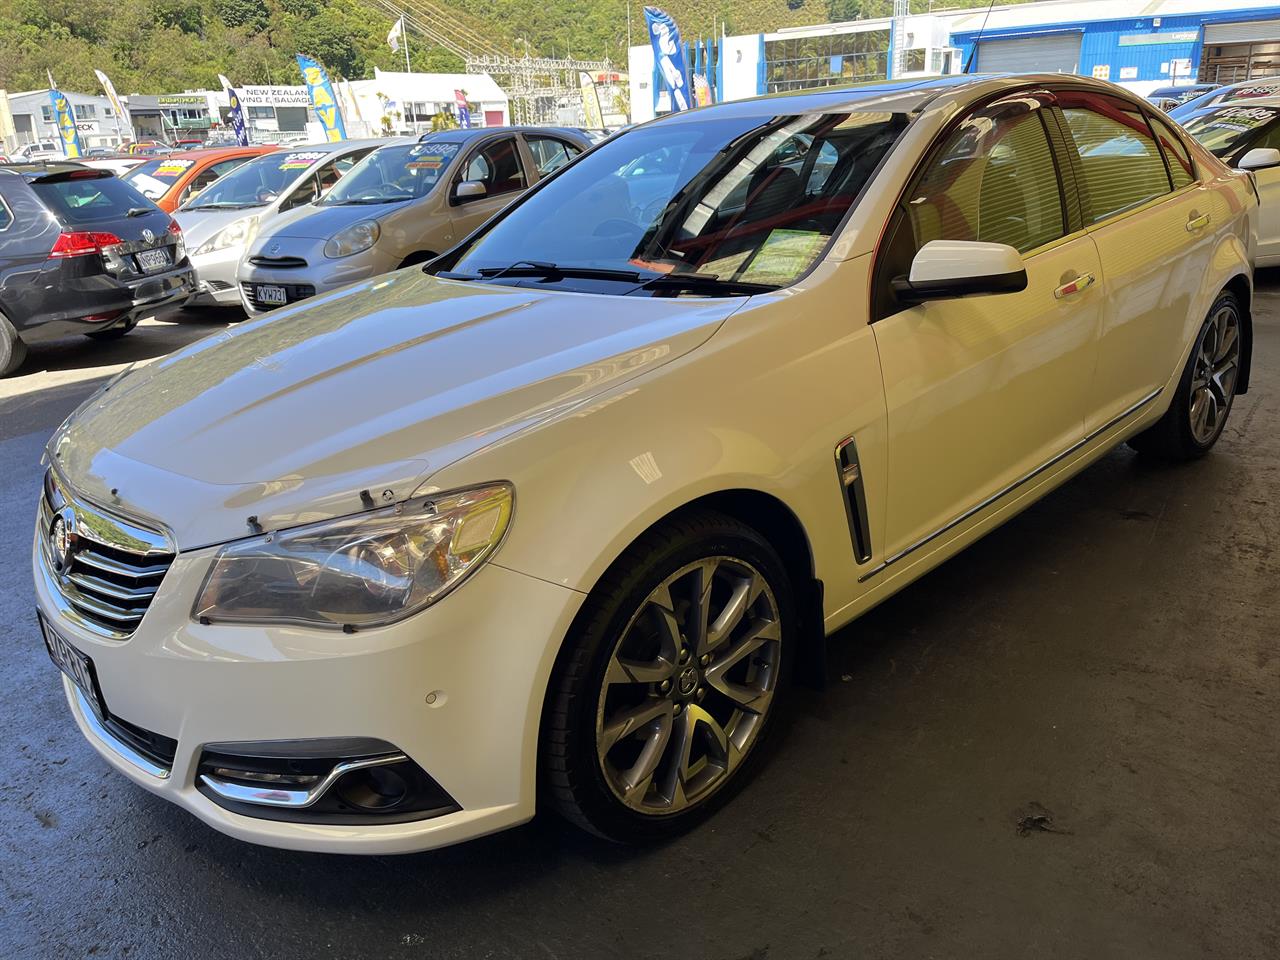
[[193, 483, 513, 629], [324, 219, 380, 259], [193, 215, 260, 257]]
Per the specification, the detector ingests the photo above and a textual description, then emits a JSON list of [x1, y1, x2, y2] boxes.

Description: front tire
[[1128, 292, 1242, 460], [542, 509, 794, 843]]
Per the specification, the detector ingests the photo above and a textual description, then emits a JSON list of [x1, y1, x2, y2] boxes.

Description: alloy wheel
[[594, 556, 782, 815], [1189, 303, 1241, 445]]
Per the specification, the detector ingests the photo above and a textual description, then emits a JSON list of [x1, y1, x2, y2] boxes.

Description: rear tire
[[542, 509, 794, 843], [0, 313, 27, 377], [1128, 291, 1242, 460]]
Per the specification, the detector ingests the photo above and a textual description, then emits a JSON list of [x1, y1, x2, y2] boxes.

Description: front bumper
[[34, 530, 584, 854], [187, 244, 245, 306], [238, 247, 398, 316]]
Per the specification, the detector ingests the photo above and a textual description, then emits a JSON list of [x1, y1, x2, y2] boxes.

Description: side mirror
[[454, 180, 488, 202], [1237, 147, 1280, 171], [892, 240, 1028, 303]]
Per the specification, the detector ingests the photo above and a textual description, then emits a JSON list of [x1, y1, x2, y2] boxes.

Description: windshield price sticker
[[155, 160, 195, 176], [281, 152, 326, 170], [412, 142, 460, 158]]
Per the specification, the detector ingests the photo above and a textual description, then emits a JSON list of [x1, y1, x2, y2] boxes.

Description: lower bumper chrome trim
[[200, 752, 409, 809], [74, 687, 171, 780]]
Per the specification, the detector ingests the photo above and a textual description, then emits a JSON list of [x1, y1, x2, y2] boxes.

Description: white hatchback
[[34, 75, 1255, 853]]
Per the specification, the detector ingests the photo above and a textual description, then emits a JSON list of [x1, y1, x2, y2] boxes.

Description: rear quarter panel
[[0, 181, 63, 332]]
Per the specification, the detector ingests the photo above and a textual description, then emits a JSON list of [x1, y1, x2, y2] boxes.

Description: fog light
[[335, 765, 409, 811]]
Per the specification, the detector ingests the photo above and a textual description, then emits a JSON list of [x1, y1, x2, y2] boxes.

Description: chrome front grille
[[37, 471, 174, 640]]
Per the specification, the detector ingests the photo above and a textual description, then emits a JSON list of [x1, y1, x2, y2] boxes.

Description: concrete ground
[[0, 288, 1276, 960]]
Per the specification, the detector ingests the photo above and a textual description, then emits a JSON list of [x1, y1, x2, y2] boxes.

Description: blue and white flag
[[296, 54, 347, 142], [644, 6, 690, 112], [224, 85, 250, 146]]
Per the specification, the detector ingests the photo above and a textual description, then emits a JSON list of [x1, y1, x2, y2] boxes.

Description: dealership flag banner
[[454, 89, 470, 128], [643, 6, 690, 112], [93, 69, 131, 144], [225, 85, 251, 146], [579, 72, 604, 128], [47, 79, 83, 158], [296, 54, 347, 142]]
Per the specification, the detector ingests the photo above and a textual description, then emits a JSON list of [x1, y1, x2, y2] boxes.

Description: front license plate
[[38, 612, 105, 717], [256, 284, 288, 305], [136, 247, 171, 272]]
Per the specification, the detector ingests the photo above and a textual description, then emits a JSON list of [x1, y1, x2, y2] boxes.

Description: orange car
[[121, 146, 278, 213]]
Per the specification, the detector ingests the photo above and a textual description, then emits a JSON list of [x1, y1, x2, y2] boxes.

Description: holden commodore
[[34, 75, 1254, 853]]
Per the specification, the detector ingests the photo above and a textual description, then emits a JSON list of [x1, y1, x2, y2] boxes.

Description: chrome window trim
[[0, 193, 12, 232], [858, 387, 1163, 583]]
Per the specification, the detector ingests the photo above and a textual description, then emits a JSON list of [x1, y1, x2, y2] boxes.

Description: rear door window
[[1148, 115, 1196, 190], [0, 195, 11, 231], [32, 175, 152, 225], [1058, 93, 1171, 222], [525, 136, 582, 176]]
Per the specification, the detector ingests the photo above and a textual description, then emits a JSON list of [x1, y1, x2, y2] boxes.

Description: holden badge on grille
[[50, 512, 75, 572]]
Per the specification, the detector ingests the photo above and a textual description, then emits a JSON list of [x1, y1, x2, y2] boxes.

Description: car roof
[[646, 73, 1141, 127], [0, 161, 90, 179], [140, 145, 277, 163]]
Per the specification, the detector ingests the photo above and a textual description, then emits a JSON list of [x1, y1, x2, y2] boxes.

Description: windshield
[[321, 142, 459, 205], [122, 157, 195, 199], [450, 111, 906, 296], [181, 150, 323, 209], [1183, 105, 1280, 156]]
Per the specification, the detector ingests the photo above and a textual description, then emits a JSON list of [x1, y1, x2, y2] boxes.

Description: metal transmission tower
[[369, 0, 615, 124]]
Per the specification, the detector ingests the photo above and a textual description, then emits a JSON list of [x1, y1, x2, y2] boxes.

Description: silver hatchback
[[238, 127, 591, 315]]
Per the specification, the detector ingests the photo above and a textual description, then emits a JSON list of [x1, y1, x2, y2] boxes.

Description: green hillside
[[0, 0, 1026, 95]]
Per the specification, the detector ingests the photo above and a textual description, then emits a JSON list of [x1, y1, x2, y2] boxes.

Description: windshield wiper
[[184, 201, 256, 210], [126, 207, 152, 218], [331, 197, 406, 205], [475, 261, 646, 283], [635, 272, 778, 296]]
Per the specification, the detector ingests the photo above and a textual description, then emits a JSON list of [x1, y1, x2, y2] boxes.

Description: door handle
[[1186, 213, 1211, 232], [1054, 273, 1095, 299]]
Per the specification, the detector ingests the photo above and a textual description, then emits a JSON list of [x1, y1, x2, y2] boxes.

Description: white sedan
[[34, 74, 1254, 853]]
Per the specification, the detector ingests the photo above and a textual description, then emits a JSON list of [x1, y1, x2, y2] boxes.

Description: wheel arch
[[565, 487, 828, 691], [398, 250, 438, 269], [1223, 272, 1253, 395]]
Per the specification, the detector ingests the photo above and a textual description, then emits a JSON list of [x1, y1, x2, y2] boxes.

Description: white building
[[5, 89, 131, 151], [336, 71, 509, 136]]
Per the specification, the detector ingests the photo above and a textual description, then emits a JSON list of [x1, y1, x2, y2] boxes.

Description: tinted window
[[0, 195, 11, 231], [526, 136, 581, 176], [32, 175, 152, 225], [462, 138, 526, 195], [1060, 94, 1171, 222], [906, 102, 1065, 254], [455, 111, 906, 295], [1148, 116, 1196, 190]]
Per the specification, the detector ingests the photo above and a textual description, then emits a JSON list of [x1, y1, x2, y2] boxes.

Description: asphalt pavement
[[0, 292, 1276, 960]]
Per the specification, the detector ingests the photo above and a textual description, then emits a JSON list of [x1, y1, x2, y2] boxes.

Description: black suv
[[0, 164, 195, 375]]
